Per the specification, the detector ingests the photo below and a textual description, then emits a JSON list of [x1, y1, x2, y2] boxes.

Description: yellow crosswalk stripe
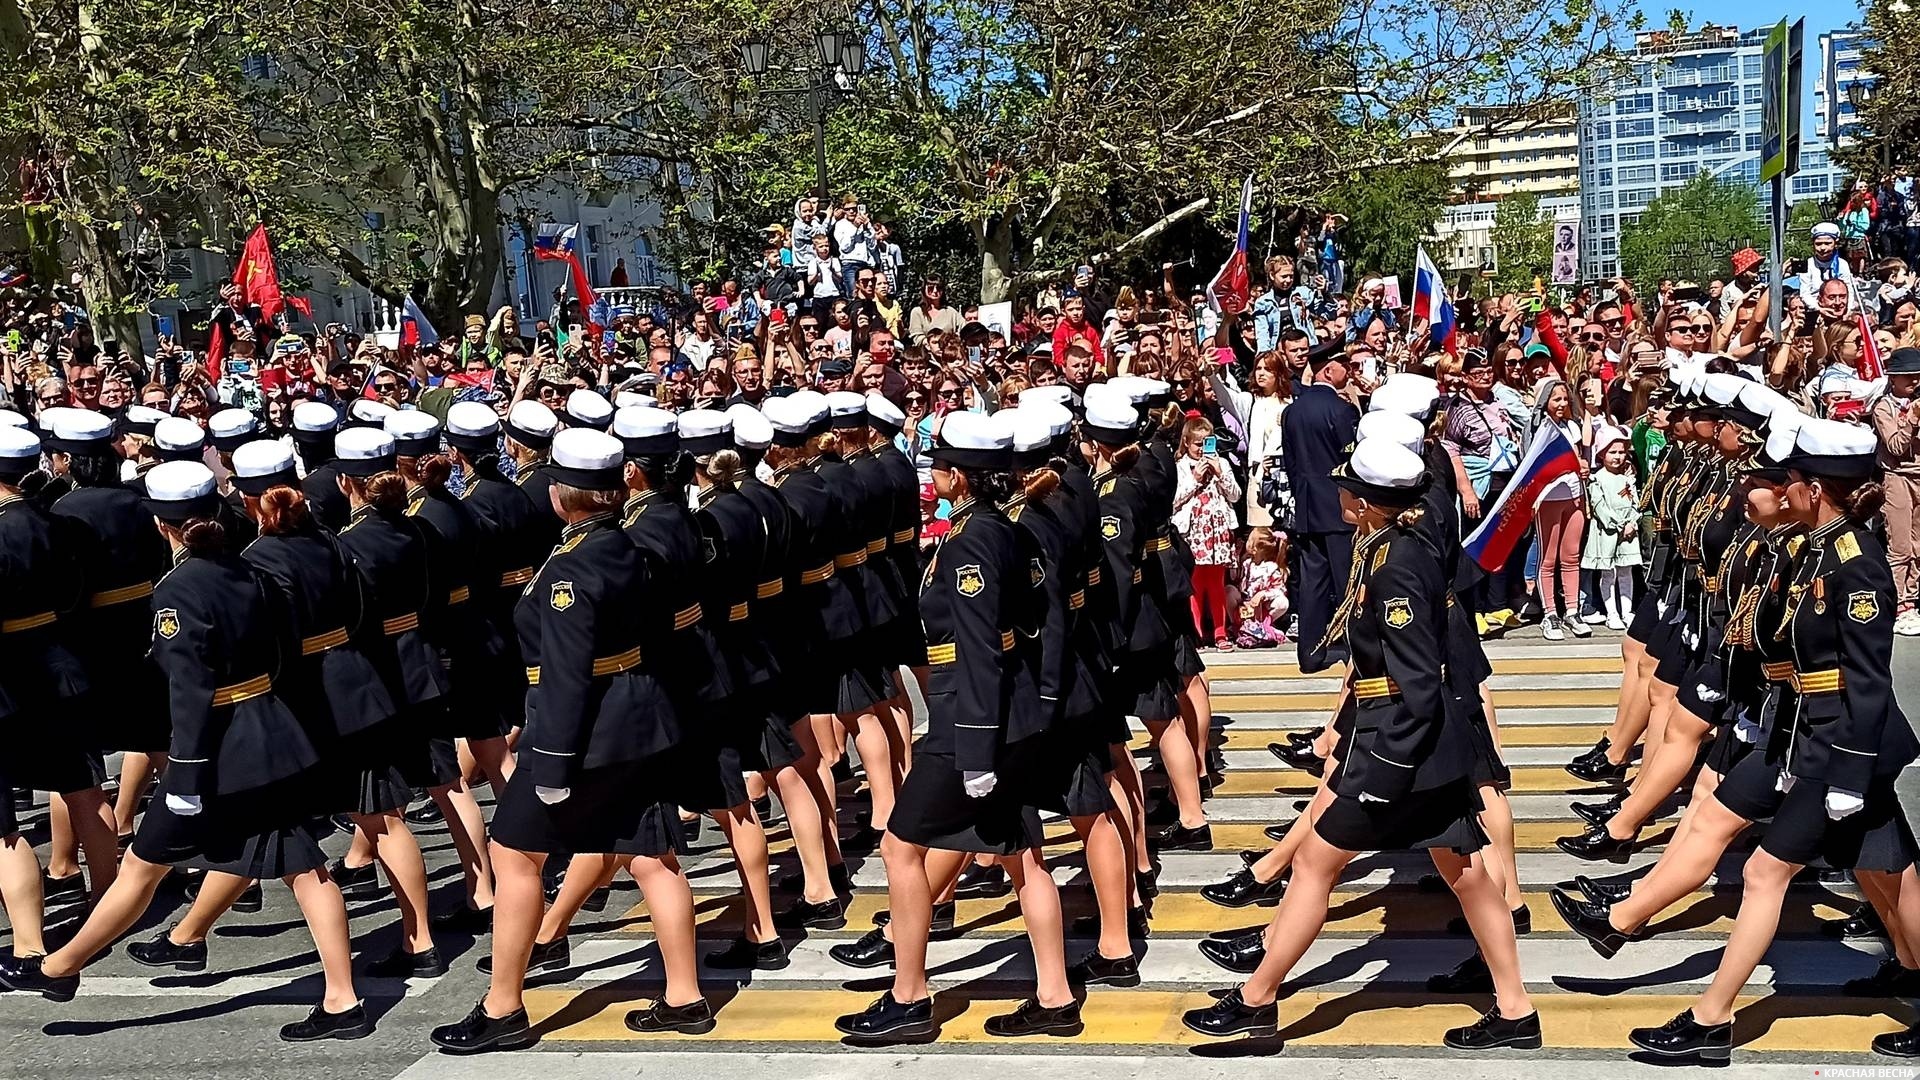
[[1210, 766, 1616, 796], [1221, 656, 1622, 680], [1205, 723, 1611, 751], [522, 988, 1917, 1049], [1214, 689, 1619, 712], [616, 885, 1851, 938]]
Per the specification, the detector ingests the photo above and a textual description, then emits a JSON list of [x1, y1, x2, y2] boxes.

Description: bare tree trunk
[[68, 0, 141, 351], [978, 216, 1017, 304]]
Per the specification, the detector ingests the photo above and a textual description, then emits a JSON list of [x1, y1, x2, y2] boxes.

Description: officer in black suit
[[431, 427, 708, 1053], [291, 401, 351, 530], [1279, 341, 1360, 672], [504, 400, 564, 535]]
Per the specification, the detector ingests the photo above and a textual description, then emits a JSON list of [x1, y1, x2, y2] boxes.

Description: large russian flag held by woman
[[1462, 424, 1581, 571]]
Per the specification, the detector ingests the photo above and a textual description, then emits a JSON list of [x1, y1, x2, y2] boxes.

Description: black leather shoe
[[231, 882, 264, 913], [985, 997, 1082, 1037], [329, 814, 356, 836], [828, 927, 895, 969], [1824, 900, 1885, 939], [40, 872, 85, 905], [1070, 906, 1150, 939], [1567, 736, 1610, 771], [1272, 741, 1325, 776], [280, 1001, 373, 1042], [704, 937, 789, 970], [1262, 822, 1291, 842], [1201, 868, 1286, 908], [1555, 825, 1635, 862], [578, 884, 611, 913], [624, 997, 716, 1035], [1198, 931, 1266, 974], [1135, 870, 1159, 900], [1845, 956, 1920, 997], [405, 800, 443, 826], [478, 936, 570, 975], [1574, 874, 1633, 907], [0, 954, 78, 1000], [366, 946, 447, 979], [1181, 987, 1278, 1038], [1156, 823, 1213, 851], [1446, 904, 1530, 937], [1287, 728, 1322, 747], [873, 901, 955, 935], [1144, 799, 1179, 828], [835, 991, 934, 1039], [1444, 1005, 1542, 1050], [777, 863, 852, 895], [1426, 951, 1491, 993], [1067, 949, 1141, 987], [127, 928, 208, 971], [328, 859, 382, 900], [1552, 890, 1636, 958], [429, 1001, 534, 1053], [1627, 1008, 1731, 1061], [1571, 798, 1623, 828], [1416, 873, 1447, 894], [773, 897, 847, 930], [1566, 754, 1629, 785], [842, 824, 883, 854], [953, 864, 1010, 899], [1874, 1022, 1920, 1057], [432, 905, 494, 935]]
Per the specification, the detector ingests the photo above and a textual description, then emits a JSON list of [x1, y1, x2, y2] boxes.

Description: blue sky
[[1642, 2, 1864, 126]]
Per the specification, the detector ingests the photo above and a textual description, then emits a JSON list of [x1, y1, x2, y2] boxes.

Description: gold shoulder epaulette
[[1370, 541, 1391, 573], [1835, 532, 1860, 563], [557, 533, 586, 555]]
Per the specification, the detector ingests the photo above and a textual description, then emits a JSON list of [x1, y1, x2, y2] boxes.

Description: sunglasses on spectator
[[73, 376, 101, 387], [798, 322, 820, 333], [1601, 316, 1624, 326], [905, 395, 928, 407], [376, 381, 400, 393], [1581, 332, 1606, 344], [937, 388, 965, 399], [1689, 322, 1712, 332], [857, 275, 874, 284], [39, 395, 62, 406]]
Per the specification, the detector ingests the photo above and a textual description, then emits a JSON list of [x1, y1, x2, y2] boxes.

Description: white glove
[[165, 793, 203, 816], [1680, 627, 1697, 649], [962, 771, 998, 798], [1733, 710, 1762, 745], [535, 785, 571, 805], [1694, 683, 1724, 703], [1358, 792, 1387, 804], [1776, 772, 1796, 795], [1655, 596, 1668, 618], [1827, 788, 1866, 821]]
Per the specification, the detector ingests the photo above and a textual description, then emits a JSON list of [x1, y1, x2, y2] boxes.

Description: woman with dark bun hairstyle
[[0, 462, 363, 1043]]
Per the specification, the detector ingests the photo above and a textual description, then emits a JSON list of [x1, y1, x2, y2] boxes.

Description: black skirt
[[1759, 778, 1918, 873], [1711, 750, 1787, 824], [131, 770, 330, 879], [883, 615, 930, 669], [746, 690, 806, 773], [1675, 663, 1734, 726], [890, 749, 1045, 855], [1018, 725, 1116, 819], [335, 711, 440, 816], [491, 761, 687, 858], [1172, 633, 1206, 680], [1626, 589, 1662, 643], [1700, 723, 1755, 778], [13, 711, 103, 796], [1129, 648, 1181, 724], [1314, 781, 1486, 854], [665, 701, 754, 813], [1462, 707, 1513, 791]]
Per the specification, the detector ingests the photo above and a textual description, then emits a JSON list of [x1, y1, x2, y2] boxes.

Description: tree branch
[[1013, 195, 1212, 286]]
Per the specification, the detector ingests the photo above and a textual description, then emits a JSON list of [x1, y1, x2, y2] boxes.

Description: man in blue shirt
[[1279, 341, 1359, 672]]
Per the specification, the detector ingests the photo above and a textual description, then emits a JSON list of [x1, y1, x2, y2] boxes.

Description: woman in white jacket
[[1216, 353, 1289, 529]]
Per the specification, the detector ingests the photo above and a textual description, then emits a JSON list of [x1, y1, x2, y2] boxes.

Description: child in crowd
[[1234, 527, 1288, 648], [1173, 415, 1242, 648], [1581, 426, 1641, 631]]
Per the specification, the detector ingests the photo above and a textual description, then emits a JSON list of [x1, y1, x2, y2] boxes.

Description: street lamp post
[[739, 27, 868, 202]]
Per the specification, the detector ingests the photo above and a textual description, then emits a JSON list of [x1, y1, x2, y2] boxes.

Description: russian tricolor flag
[[399, 295, 439, 347], [1413, 246, 1456, 356], [532, 222, 603, 339], [1462, 422, 1581, 572], [533, 223, 579, 261], [1206, 175, 1254, 315]]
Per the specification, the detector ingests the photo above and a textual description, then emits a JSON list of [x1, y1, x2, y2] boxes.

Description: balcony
[[1659, 116, 1739, 137], [1660, 93, 1735, 113]]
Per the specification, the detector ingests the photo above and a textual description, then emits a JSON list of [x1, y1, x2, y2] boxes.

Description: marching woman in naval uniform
[[291, 401, 351, 531], [833, 411, 1075, 1041], [388, 409, 504, 933], [443, 399, 545, 755], [0, 461, 372, 1042], [1182, 439, 1540, 1052], [730, 402, 847, 924], [1628, 417, 1920, 1063], [833, 391, 914, 808], [208, 408, 262, 551], [0, 426, 91, 969], [325, 426, 449, 979], [430, 428, 708, 1054], [1007, 403, 1140, 984], [123, 438, 398, 987], [1562, 371, 1758, 862], [42, 407, 160, 898], [865, 392, 929, 768], [503, 399, 565, 533]]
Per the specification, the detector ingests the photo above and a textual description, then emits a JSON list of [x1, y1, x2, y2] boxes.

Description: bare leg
[[0, 832, 46, 956], [286, 868, 361, 1013], [1664, 762, 1723, 856], [47, 792, 77, 879], [428, 780, 496, 911], [791, 718, 845, 873], [1249, 760, 1341, 882], [1109, 742, 1150, 880], [342, 826, 375, 871], [807, 713, 848, 866], [351, 811, 436, 954], [1476, 784, 1523, 910], [847, 709, 896, 832], [1857, 870, 1915, 968], [170, 871, 253, 943], [113, 752, 162, 838], [1433, 846, 1533, 1018], [885, 840, 968, 1002], [1181, 672, 1213, 780], [1611, 794, 1750, 933], [55, 787, 119, 901], [766, 760, 834, 904], [710, 804, 776, 943], [39, 852, 173, 978], [538, 854, 619, 944], [465, 735, 514, 791], [627, 852, 702, 1007], [1604, 635, 1652, 756], [1691, 847, 1797, 1025], [745, 772, 769, 802], [1607, 706, 1710, 839], [1145, 718, 1207, 830], [1005, 847, 1072, 1008], [884, 679, 914, 781], [1072, 811, 1133, 959], [1237, 831, 1358, 1004], [1878, 865, 1920, 972], [481, 844, 546, 1018]]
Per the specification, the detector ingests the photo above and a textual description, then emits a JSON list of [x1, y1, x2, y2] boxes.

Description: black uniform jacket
[[1007, 490, 1102, 724], [0, 491, 88, 719], [1058, 462, 1120, 671], [336, 504, 451, 708], [847, 447, 910, 620], [769, 459, 863, 645], [47, 484, 169, 707], [739, 476, 804, 673], [873, 442, 923, 613], [918, 499, 1044, 772], [149, 551, 319, 797], [818, 454, 898, 631], [1330, 525, 1473, 803], [515, 513, 682, 788], [1281, 383, 1360, 535], [1723, 524, 1804, 760], [300, 460, 351, 532], [623, 489, 732, 705], [1093, 465, 1169, 655], [693, 484, 779, 691], [1781, 518, 1919, 792], [244, 524, 399, 738]]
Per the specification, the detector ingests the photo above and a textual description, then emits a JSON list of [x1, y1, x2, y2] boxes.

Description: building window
[[1619, 188, 1655, 208], [1618, 165, 1655, 184], [1743, 85, 1762, 104], [1743, 55, 1762, 78], [1619, 212, 1640, 228], [1616, 118, 1654, 138], [1661, 162, 1699, 182], [1616, 142, 1655, 162], [1616, 93, 1653, 115]]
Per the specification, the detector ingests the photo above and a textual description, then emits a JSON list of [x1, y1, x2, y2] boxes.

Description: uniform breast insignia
[[1849, 590, 1880, 624], [550, 581, 576, 611], [1029, 558, 1045, 588], [1383, 597, 1413, 630], [956, 564, 985, 598], [1787, 535, 1805, 558], [1101, 516, 1120, 541], [406, 497, 425, 517], [1745, 539, 1759, 558], [156, 608, 180, 639], [1099, 478, 1117, 497], [1835, 532, 1861, 563]]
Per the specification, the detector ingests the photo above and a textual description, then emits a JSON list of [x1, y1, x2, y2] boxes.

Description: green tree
[[1322, 162, 1453, 283], [1486, 191, 1554, 291], [1618, 174, 1766, 288], [1835, 0, 1920, 180]]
